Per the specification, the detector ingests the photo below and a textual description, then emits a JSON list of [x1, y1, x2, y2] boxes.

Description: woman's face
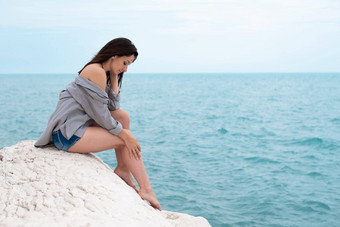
[[111, 55, 135, 75]]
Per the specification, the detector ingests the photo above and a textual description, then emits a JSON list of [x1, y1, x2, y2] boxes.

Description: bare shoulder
[[80, 63, 107, 91]]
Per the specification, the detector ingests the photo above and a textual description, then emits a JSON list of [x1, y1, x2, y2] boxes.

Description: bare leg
[[110, 109, 137, 191], [109, 110, 161, 209], [87, 110, 137, 191], [68, 126, 124, 153], [68, 125, 161, 210], [119, 145, 162, 211]]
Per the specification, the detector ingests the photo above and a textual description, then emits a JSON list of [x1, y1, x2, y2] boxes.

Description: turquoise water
[[1, 73, 340, 226]]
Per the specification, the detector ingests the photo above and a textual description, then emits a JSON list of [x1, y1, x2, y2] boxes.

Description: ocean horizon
[[1, 73, 340, 226]]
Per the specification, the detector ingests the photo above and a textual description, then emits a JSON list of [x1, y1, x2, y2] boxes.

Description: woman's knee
[[111, 109, 130, 129], [119, 109, 130, 123]]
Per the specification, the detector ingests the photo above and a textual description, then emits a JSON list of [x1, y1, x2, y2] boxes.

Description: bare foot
[[114, 167, 138, 192], [138, 188, 162, 211]]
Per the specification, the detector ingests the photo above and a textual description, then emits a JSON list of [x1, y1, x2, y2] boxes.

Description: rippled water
[[1, 73, 340, 226]]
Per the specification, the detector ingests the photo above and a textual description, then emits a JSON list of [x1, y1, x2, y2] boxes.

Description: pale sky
[[0, 0, 339, 73]]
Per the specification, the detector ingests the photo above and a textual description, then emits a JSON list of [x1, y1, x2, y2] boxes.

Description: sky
[[0, 0, 339, 73]]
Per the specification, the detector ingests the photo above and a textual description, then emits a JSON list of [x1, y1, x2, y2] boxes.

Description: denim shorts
[[52, 130, 80, 151]]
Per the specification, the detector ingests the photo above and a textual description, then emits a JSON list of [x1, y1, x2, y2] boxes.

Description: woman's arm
[[110, 73, 119, 95]]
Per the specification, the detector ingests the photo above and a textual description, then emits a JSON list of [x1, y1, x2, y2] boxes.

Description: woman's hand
[[118, 129, 141, 160]]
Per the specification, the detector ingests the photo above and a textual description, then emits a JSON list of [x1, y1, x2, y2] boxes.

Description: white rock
[[0, 140, 211, 227]]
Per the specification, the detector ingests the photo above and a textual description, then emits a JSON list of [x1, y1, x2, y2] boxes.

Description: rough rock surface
[[0, 140, 211, 227]]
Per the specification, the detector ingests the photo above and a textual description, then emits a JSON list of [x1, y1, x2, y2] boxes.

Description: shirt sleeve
[[69, 83, 123, 135], [107, 86, 120, 111]]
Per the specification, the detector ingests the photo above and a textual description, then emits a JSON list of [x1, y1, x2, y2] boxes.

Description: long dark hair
[[78, 38, 138, 88]]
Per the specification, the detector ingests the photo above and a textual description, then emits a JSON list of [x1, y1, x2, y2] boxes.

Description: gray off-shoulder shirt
[[34, 75, 122, 147]]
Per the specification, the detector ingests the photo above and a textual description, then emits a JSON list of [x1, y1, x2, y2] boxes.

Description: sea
[[1, 73, 339, 227]]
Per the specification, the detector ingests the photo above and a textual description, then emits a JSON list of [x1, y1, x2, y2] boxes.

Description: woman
[[35, 38, 161, 210]]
